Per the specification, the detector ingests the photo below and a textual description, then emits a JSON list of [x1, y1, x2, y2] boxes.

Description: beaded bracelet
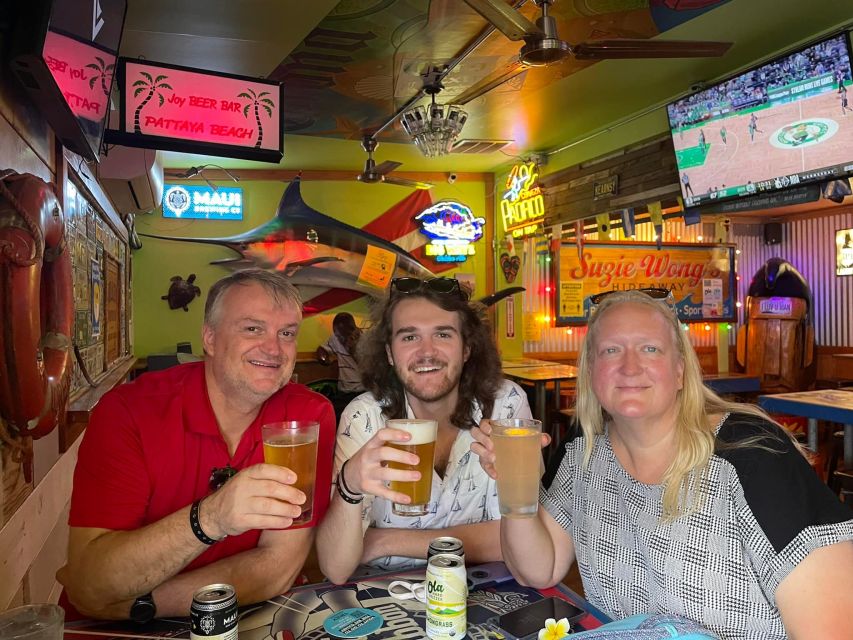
[[190, 499, 219, 545], [336, 460, 364, 504]]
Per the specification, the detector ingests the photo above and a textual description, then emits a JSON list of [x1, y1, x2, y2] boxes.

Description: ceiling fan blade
[[451, 59, 527, 105], [373, 160, 403, 176], [571, 39, 732, 60], [463, 0, 540, 42], [382, 176, 434, 190]]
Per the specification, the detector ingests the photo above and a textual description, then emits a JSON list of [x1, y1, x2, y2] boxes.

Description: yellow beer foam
[[387, 419, 437, 444]]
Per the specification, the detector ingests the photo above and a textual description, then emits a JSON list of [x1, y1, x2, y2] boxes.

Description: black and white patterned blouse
[[541, 412, 853, 639]]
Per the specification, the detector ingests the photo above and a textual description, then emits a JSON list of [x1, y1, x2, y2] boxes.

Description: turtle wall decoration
[[162, 274, 201, 311]]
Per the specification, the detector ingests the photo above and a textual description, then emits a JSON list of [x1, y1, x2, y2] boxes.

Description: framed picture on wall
[[836, 227, 853, 276], [91, 259, 102, 338], [555, 241, 737, 324]]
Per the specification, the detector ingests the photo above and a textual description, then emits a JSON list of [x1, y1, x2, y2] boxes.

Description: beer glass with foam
[[386, 418, 438, 516], [262, 420, 319, 525], [491, 418, 543, 517]]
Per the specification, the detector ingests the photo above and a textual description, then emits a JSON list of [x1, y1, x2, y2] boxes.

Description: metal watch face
[[131, 595, 156, 623]]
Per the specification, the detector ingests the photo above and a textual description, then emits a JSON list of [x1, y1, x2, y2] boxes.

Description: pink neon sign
[[43, 30, 114, 122], [111, 59, 283, 161]]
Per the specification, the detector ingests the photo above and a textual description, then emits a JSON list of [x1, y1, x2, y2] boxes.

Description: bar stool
[[833, 469, 853, 508]]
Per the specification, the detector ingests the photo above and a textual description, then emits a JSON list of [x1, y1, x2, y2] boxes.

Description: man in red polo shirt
[[58, 269, 335, 621]]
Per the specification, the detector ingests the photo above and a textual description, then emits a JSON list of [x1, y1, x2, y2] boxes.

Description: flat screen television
[[9, 0, 127, 162], [667, 32, 853, 208]]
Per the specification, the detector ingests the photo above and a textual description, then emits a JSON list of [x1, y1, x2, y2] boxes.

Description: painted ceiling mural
[[269, 0, 732, 142]]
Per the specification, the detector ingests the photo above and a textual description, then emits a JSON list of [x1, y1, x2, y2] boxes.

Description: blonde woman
[[471, 289, 853, 639]]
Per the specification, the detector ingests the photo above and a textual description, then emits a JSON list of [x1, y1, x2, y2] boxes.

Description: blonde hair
[[575, 290, 791, 520]]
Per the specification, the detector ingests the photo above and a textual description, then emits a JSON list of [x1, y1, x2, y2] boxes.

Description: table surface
[[501, 357, 563, 369], [63, 563, 609, 640], [759, 389, 853, 423], [503, 364, 579, 382]]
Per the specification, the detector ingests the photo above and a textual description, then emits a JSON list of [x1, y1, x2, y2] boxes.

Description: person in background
[[472, 289, 853, 640], [316, 277, 532, 583], [59, 269, 336, 621], [317, 312, 365, 419]]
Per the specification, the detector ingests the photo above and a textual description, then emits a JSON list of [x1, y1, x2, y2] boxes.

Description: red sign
[[107, 58, 283, 162]]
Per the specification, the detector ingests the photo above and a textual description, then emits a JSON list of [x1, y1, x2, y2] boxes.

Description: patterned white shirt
[[542, 412, 853, 639], [336, 379, 532, 570]]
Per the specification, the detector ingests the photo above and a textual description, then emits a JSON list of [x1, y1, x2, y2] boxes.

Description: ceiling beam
[[161, 168, 492, 182]]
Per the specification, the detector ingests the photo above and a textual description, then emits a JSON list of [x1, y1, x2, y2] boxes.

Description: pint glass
[[386, 418, 437, 516], [262, 421, 319, 525], [492, 418, 542, 517]]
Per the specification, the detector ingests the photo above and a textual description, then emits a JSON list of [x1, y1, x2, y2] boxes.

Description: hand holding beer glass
[[262, 421, 319, 525], [385, 418, 438, 516], [491, 418, 543, 517]]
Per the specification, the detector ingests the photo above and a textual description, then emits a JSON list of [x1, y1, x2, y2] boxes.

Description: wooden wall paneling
[[542, 135, 681, 226], [0, 70, 54, 177], [0, 437, 80, 610], [27, 501, 71, 604]]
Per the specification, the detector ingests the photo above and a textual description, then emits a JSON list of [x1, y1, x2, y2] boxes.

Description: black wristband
[[190, 499, 219, 545], [337, 460, 363, 504]]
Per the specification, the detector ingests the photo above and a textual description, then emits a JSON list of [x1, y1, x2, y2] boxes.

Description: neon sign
[[502, 162, 545, 238], [107, 58, 284, 163], [416, 201, 484, 263], [162, 184, 243, 220]]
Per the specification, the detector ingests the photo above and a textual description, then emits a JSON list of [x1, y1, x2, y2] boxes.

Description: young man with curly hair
[[317, 277, 531, 582]]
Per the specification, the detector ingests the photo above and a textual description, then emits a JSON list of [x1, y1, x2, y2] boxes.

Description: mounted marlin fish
[[142, 178, 436, 306]]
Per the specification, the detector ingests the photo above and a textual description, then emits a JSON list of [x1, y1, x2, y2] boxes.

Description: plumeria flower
[[538, 617, 571, 640]]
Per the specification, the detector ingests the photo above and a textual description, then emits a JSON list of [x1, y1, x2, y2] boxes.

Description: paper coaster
[[323, 608, 384, 638]]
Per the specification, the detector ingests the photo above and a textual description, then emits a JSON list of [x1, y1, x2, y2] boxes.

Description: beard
[[396, 358, 462, 404]]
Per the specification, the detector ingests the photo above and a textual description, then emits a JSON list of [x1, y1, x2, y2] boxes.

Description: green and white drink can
[[426, 553, 467, 640]]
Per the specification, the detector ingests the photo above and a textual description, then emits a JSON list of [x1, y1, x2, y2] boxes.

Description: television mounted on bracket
[[9, 0, 127, 162], [667, 32, 853, 209]]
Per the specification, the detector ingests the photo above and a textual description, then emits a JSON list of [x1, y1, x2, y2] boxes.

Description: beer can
[[426, 553, 467, 640], [190, 584, 238, 640], [428, 537, 465, 563]]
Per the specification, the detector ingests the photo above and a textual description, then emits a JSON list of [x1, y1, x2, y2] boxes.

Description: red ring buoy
[[0, 171, 73, 440]]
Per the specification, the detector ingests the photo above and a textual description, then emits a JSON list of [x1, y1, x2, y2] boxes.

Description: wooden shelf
[[62, 355, 138, 451]]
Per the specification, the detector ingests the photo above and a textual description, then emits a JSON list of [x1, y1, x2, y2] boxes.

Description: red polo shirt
[[69, 361, 335, 570]]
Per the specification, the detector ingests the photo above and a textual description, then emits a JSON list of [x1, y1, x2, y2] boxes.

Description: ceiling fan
[[356, 136, 433, 189], [455, 0, 732, 104]]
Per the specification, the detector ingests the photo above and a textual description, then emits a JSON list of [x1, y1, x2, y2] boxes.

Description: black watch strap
[[130, 592, 156, 623]]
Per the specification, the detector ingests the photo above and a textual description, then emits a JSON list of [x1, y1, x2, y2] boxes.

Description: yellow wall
[[132, 179, 489, 356]]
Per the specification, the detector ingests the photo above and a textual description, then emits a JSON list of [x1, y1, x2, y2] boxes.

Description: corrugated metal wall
[[521, 207, 853, 353], [733, 207, 853, 347]]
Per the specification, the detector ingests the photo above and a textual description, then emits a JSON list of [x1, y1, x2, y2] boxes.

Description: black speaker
[[763, 222, 782, 245]]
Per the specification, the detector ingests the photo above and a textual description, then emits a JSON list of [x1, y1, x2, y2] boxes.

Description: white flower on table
[[538, 617, 571, 640]]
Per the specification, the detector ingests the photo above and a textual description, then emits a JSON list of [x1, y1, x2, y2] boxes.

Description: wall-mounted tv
[[667, 32, 853, 208], [10, 0, 127, 162], [105, 59, 284, 163]]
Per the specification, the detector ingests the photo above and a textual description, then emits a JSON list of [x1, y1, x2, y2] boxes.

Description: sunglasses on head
[[588, 287, 673, 306], [390, 277, 469, 301], [209, 465, 237, 491]]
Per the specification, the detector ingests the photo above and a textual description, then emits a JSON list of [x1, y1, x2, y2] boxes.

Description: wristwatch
[[130, 592, 156, 623]]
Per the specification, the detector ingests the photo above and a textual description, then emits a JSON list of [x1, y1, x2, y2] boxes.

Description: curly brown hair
[[357, 288, 503, 429]]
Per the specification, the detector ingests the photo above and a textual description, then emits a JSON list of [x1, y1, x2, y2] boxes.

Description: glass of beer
[[386, 418, 437, 516], [491, 418, 543, 518], [262, 421, 319, 525]]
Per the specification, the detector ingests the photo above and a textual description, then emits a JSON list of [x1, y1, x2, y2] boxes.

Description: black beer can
[[428, 536, 465, 562], [190, 583, 238, 640]]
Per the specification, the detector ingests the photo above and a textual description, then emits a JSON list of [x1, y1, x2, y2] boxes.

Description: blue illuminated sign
[[416, 200, 484, 263], [162, 184, 243, 220]]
